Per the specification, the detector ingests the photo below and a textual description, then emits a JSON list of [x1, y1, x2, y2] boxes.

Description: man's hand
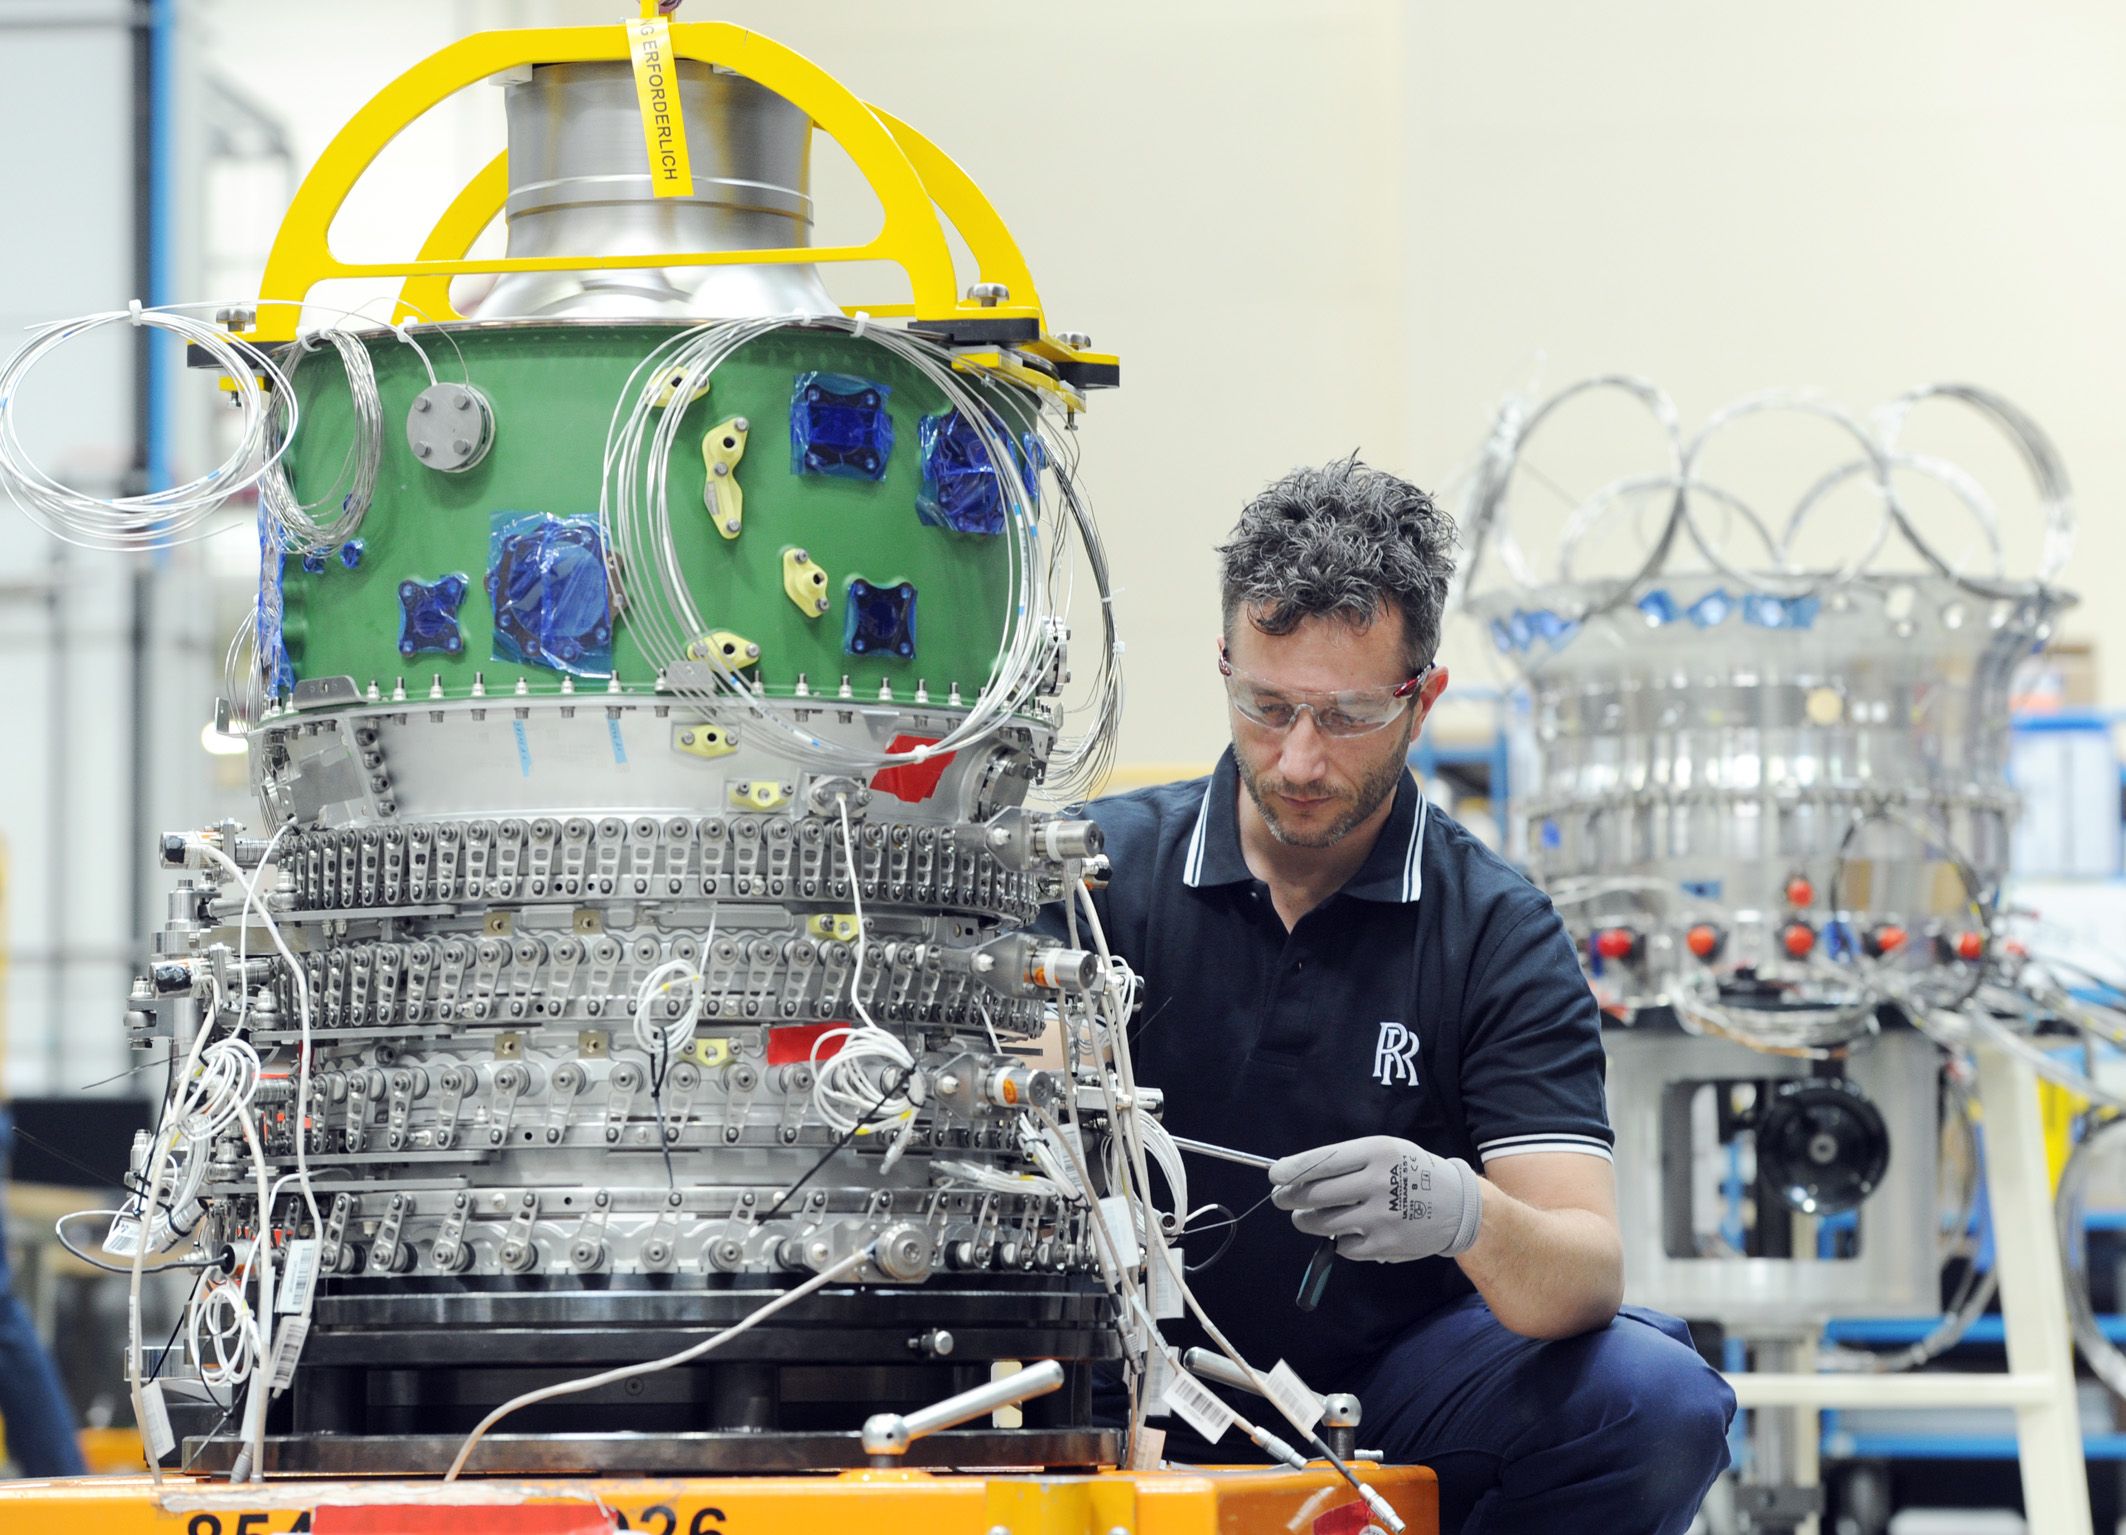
[[1267, 1135, 1482, 1262]]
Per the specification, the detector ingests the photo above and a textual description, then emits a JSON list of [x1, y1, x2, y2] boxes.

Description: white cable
[[597, 318, 1115, 776], [0, 303, 299, 551], [631, 957, 705, 1060], [235, 821, 295, 1032], [190, 831, 324, 1448], [188, 837, 322, 1234], [188, 1278, 263, 1390], [257, 328, 381, 556], [1136, 1116, 1190, 1238], [930, 1158, 1066, 1198], [443, 1245, 873, 1480], [127, 968, 233, 1487], [808, 796, 917, 1134], [230, 1102, 275, 1481]]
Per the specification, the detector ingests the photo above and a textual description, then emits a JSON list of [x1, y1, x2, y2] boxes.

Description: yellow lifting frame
[[251, 22, 1052, 342]]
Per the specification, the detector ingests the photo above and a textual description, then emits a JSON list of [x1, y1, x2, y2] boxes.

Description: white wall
[[191, 1, 2126, 782], [1409, 2, 2126, 701]]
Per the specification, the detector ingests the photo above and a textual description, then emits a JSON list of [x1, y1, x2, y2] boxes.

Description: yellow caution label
[[627, 17, 692, 198]]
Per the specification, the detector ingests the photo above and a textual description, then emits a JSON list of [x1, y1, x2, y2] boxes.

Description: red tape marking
[[1312, 1499, 1378, 1535], [870, 734, 956, 804], [767, 1022, 847, 1066]]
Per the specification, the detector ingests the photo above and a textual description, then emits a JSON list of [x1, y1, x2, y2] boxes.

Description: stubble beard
[[1235, 725, 1413, 849]]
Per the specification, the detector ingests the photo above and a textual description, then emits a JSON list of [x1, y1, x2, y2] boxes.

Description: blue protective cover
[[398, 573, 470, 659], [1687, 588, 1734, 629], [485, 512, 614, 675], [256, 508, 295, 697], [843, 578, 918, 660], [791, 372, 894, 481], [1742, 592, 1821, 630], [914, 409, 1041, 536]]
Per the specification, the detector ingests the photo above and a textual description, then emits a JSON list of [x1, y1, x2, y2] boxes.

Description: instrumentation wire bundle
[[0, 303, 300, 552], [599, 318, 1121, 781]]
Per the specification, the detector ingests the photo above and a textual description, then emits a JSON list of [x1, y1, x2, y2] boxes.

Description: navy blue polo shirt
[[1047, 748, 1612, 1390]]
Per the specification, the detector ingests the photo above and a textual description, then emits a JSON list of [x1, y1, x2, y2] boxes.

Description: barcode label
[[268, 1314, 312, 1394], [1267, 1358, 1325, 1434], [102, 1214, 143, 1257], [1162, 1365, 1233, 1445], [1142, 1344, 1174, 1418], [1099, 1195, 1142, 1267], [1128, 1424, 1167, 1470], [276, 1239, 320, 1315], [1148, 1239, 1183, 1320], [139, 1379, 176, 1462]]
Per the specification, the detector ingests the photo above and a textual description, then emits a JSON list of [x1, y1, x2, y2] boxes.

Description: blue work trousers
[[0, 1109, 86, 1478], [1356, 1293, 1735, 1535]]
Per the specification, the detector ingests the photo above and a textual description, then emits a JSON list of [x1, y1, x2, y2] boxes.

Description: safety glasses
[[1217, 642, 1434, 738]]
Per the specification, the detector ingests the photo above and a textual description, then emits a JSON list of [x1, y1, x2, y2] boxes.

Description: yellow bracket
[[782, 546, 831, 617], [950, 350, 1090, 414], [730, 780, 791, 811], [702, 415, 749, 538], [686, 1036, 733, 1069], [250, 21, 1065, 342], [687, 629, 760, 669], [653, 367, 711, 410], [673, 723, 735, 760], [807, 913, 859, 943]]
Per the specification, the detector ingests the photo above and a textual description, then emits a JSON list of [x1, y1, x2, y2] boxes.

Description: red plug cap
[[1594, 928, 1638, 961], [1686, 923, 1723, 960], [1785, 876, 1815, 908], [1782, 923, 1817, 959], [1955, 930, 1985, 962], [1869, 925, 1908, 957]]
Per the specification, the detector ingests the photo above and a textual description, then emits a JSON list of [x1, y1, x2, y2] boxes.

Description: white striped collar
[[1180, 749, 1432, 905]]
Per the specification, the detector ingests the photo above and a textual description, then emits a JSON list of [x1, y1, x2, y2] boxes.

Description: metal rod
[[1181, 1346, 1263, 1397], [860, 1359, 1065, 1464], [1168, 1135, 1276, 1171], [905, 1358, 1063, 1437]]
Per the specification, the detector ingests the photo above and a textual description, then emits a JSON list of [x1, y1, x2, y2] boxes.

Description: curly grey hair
[[1218, 455, 1458, 672]]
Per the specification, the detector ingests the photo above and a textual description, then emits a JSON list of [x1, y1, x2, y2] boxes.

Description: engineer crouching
[[1044, 457, 1735, 1535]]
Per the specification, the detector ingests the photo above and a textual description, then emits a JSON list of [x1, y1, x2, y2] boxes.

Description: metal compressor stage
[[103, 19, 1131, 1477], [1461, 376, 2075, 1050], [1453, 372, 2080, 1316], [1457, 374, 2093, 1530]]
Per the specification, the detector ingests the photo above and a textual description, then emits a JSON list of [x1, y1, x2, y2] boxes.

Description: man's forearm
[[1454, 1177, 1623, 1339]]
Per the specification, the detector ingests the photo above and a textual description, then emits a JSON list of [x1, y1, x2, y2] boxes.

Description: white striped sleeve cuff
[[1477, 1132, 1615, 1164]]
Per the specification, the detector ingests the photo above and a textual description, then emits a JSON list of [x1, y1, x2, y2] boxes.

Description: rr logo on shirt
[[1372, 1021, 1420, 1087]]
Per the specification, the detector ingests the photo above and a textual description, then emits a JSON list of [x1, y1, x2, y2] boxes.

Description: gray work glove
[[1267, 1135, 1484, 1262]]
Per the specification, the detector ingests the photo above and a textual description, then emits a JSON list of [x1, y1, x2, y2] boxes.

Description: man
[[1062, 458, 1734, 1534]]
